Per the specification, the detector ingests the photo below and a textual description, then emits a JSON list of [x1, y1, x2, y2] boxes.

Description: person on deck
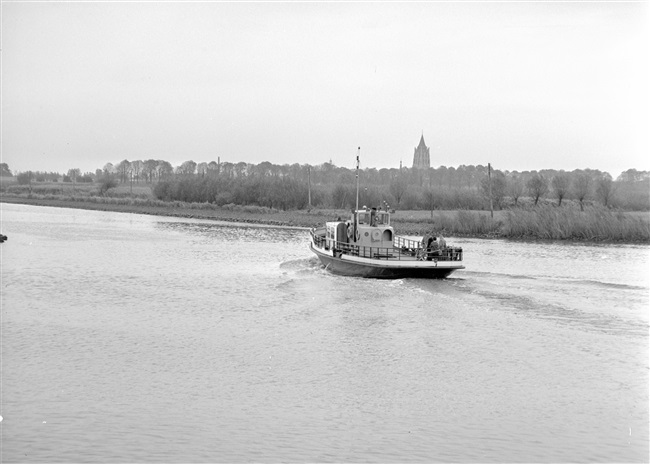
[[426, 236, 440, 260]]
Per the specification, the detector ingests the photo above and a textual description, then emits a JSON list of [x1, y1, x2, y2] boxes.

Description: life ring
[[371, 230, 381, 241]]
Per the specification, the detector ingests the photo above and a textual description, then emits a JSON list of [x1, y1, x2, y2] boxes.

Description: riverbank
[[0, 196, 443, 236], [2, 195, 649, 243]]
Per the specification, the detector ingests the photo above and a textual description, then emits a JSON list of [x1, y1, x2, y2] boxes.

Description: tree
[[255, 161, 274, 177], [234, 162, 247, 178], [66, 168, 81, 192], [0, 163, 12, 177], [207, 161, 220, 177], [481, 170, 507, 209], [507, 175, 524, 206], [142, 159, 158, 183], [197, 162, 208, 177], [422, 189, 436, 218], [573, 173, 592, 211], [389, 174, 408, 207], [551, 173, 570, 206], [221, 162, 233, 178], [177, 160, 197, 176], [131, 160, 143, 183], [332, 183, 353, 209], [115, 159, 131, 183], [617, 168, 649, 182], [526, 174, 548, 206], [156, 160, 173, 180], [596, 176, 615, 207], [79, 172, 94, 183], [67, 168, 81, 180], [98, 175, 118, 195], [103, 162, 115, 174], [16, 171, 34, 186]]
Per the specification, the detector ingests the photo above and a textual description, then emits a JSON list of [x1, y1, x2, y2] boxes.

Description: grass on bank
[[393, 207, 650, 242], [2, 179, 649, 242]]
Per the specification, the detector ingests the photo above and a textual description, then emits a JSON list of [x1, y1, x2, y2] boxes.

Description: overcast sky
[[2, 1, 648, 178]]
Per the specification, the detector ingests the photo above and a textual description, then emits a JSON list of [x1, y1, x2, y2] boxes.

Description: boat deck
[[310, 229, 463, 262]]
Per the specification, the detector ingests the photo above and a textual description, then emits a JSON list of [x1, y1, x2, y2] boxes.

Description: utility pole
[[488, 163, 493, 219]]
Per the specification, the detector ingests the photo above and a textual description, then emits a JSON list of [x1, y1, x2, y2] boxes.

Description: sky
[[1, 1, 649, 178]]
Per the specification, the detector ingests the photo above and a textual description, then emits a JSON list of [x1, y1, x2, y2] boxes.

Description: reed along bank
[[2, 194, 648, 243]]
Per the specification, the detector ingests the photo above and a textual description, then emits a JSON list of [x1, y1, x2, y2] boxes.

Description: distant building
[[412, 134, 430, 169]]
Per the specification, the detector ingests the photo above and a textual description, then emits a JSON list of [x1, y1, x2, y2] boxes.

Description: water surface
[[1, 204, 648, 462]]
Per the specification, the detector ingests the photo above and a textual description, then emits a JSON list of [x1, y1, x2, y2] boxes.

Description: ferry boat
[[309, 207, 464, 279], [309, 151, 464, 279]]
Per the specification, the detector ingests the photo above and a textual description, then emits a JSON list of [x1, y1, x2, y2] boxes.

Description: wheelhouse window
[[376, 212, 389, 225], [357, 213, 370, 225]]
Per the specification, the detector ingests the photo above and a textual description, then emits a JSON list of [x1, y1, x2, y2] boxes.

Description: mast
[[353, 147, 360, 243], [355, 147, 360, 212]]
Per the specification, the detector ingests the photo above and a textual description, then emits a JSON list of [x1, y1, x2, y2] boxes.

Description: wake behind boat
[[309, 207, 464, 279]]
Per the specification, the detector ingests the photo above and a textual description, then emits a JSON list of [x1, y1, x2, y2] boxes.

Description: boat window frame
[[357, 212, 370, 225], [376, 212, 389, 226]]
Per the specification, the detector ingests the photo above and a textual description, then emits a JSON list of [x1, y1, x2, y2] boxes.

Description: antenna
[[355, 147, 360, 212]]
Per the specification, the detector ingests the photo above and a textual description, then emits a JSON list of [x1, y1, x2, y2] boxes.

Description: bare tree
[[115, 160, 131, 183], [481, 170, 507, 209], [422, 189, 436, 218], [389, 175, 408, 207], [142, 159, 158, 183], [332, 183, 352, 209], [131, 160, 143, 183], [551, 173, 570, 206], [507, 175, 524, 206], [526, 174, 548, 206], [596, 176, 615, 207], [573, 173, 592, 211], [156, 160, 173, 180]]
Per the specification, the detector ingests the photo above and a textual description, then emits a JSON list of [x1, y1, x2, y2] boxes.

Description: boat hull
[[310, 243, 462, 279]]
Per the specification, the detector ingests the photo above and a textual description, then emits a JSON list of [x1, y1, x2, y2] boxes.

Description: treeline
[[9, 168, 94, 184], [152, 175, 310, 210], [147, 163, 649, 211], [146, 161, 648, 211], [5, 158, 649, 211]]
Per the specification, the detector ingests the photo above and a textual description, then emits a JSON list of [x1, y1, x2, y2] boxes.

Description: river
[[1, 203, 648, 462]]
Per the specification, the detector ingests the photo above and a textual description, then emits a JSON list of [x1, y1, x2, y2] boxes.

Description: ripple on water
[[1, 204, 648, 462]]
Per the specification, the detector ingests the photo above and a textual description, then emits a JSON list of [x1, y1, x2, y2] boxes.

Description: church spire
[[413, 133, 430, 169], [418, 133, 427, 149]]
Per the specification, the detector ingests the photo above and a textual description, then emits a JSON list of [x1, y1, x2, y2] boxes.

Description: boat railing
[[310, 229, 463, 262], [394, 236, 422, 250]]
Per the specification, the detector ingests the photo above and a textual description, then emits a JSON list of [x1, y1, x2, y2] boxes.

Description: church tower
[[412, 134, 430, 169]]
